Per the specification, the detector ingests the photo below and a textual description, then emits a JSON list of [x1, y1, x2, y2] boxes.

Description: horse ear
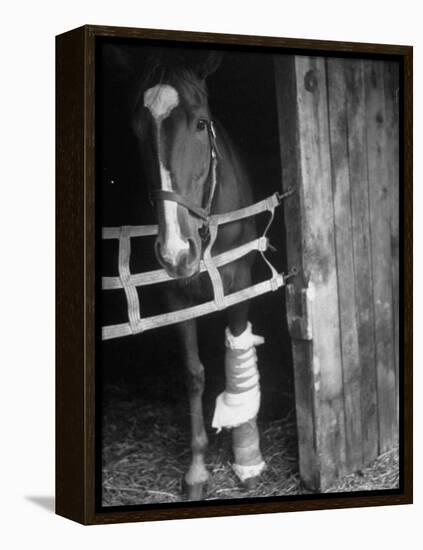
[[196, 51, 222, 80]]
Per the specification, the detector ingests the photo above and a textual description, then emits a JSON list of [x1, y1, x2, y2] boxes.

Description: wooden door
[[274, 55, 399, 491]]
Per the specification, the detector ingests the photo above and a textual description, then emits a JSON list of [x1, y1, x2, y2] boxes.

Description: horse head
[[133, 50, 222, 278]]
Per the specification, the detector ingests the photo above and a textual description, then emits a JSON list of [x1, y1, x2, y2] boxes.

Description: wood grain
[[294, 56, 347, 489], [344, 59, 379, 465], [365, 60, 398, 453], [383, 61, 400, 423], [274, 55, 320, 490], [327, 58, 363, 473]]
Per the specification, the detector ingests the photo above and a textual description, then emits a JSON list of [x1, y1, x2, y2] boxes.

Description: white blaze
[[144, 85, 189, 264], [144, 84, 179, 120], [158, 163, 189, 264]]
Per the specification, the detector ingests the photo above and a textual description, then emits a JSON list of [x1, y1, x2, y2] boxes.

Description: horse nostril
[[186, 238, 198, 261]]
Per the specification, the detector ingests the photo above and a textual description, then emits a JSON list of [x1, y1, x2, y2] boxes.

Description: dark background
[[98, 41, 295, 426]]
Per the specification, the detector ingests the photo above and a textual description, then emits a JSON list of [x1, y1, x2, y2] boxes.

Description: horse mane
[[133, 51, 209, 115]]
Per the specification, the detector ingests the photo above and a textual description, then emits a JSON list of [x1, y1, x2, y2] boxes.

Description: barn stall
[[99, 46, 399, 503], [99, 48, 298, 505]]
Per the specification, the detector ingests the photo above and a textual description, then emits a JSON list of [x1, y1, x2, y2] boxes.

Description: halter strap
[[149, 189, 210, 221]]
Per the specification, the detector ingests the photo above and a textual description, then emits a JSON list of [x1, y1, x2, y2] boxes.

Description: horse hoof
[[182, 478, 208, 501], [243, 475, 260, 490]]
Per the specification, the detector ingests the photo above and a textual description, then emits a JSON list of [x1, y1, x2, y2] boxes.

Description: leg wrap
[[232, 418, 265, 482], [212, 322, 266, 481]]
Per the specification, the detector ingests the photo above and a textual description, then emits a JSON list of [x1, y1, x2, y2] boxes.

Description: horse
[[130, 49, 267, 500]]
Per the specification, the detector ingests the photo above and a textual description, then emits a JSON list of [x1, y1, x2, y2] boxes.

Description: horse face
[[142, 81, 214, 279]]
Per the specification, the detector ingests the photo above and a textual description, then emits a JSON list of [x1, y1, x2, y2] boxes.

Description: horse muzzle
[[155, 235, 201, 279]]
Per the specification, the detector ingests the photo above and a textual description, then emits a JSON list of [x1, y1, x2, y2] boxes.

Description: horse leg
[[227, 300, 249, 336], [176, 319, 209, 500], [226, 300, 266, 489]]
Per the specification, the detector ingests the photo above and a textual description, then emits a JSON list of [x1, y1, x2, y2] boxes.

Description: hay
[[325, 445, 399, 493], [102, 385, 399, 506]]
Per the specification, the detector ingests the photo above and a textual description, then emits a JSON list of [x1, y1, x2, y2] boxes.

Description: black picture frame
[[56, 24, 412, 525]]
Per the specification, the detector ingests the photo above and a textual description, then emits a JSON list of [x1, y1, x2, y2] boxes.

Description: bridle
[[149, 119, 219, 238]]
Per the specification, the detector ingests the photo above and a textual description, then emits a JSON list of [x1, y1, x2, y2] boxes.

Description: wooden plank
[[274, 55, 320, 490], [326, 58, 363, 472], [344, 59, 379, 465], [273, 55, 306, 287], [383, 61, 400, 424], [285, 285, 319, 489], [294, 56, 347, 489], [365, 60, 398, 453]]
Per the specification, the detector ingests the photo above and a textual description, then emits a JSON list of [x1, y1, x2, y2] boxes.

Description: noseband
[[149, 120, 219, 229]]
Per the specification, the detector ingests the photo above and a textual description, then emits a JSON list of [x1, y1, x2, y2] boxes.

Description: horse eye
[[197, 119, 207, 131]]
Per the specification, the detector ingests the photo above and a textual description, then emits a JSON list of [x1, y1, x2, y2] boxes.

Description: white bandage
[[225, 323, 264, 351], [212, 323, 264, 431], [233, 461, 266, 482]]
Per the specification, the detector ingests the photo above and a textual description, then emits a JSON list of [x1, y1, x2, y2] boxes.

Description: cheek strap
[[149, 189, 210, 221]]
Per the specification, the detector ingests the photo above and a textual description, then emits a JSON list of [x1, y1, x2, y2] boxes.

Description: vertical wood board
[[274, 56, 320, 489], [365, 60, 398, 453], [326, 58, 363, 472], [294, 56, 347, 488], [383, 61, 400, 423], [344, 59, 379, 464]]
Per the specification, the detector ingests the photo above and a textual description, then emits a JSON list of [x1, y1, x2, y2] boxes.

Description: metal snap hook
[[276, 186, 295, 202]]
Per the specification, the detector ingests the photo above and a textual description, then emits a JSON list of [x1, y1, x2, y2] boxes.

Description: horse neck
[[208, 123, 256, 255], [211, 122, 253, 216]]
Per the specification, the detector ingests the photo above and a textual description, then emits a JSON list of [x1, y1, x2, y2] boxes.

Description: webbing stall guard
[[101, 189, 296, 340]]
